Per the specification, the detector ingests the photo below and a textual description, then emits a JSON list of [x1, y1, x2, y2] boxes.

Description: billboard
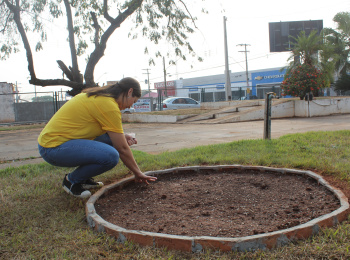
[[154, 80, 176, 96], [269, 20, 323, 52]]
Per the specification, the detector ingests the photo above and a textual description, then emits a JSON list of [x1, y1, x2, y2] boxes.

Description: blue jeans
[[38, 134, 119, 184]]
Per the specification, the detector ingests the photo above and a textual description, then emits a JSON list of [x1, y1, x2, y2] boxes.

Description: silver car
[[162, 97, 200, 110], [121, 107, 135, 113]]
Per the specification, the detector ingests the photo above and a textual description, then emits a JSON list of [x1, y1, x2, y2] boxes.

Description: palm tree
[[323, 12, 350, 94], [323, 12, 350, 77], [288, 30, 323, 66]]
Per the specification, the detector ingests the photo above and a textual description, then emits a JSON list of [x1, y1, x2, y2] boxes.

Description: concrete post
[[264, 92, 275, 140]]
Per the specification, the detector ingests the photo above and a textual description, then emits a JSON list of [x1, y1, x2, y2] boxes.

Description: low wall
[[201, 100, 263, 109], [0, 83, 15, 123], [122, 97, 350, 123], [202, 97, 350, 119], [122, 114, 192, 123], [294, 98, 350, 117]]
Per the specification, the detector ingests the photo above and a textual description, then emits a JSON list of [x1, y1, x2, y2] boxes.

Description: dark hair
[[83, 77, 141, 99]]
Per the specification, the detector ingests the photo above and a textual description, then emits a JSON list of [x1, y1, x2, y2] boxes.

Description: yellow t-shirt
[[38, 93, 123, 148]]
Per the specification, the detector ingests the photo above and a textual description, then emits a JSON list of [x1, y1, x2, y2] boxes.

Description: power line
[[149, 52, 282, 81]]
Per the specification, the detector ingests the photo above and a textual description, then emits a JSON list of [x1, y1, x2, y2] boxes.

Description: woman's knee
[[105, 149, 119, 167]]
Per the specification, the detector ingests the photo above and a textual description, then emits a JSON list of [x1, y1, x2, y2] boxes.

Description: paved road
[[1, 114, 350, 169]]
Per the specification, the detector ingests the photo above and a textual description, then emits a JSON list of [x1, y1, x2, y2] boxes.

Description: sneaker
[[81, 178, 104, 190], [62, 175, 91, 199]]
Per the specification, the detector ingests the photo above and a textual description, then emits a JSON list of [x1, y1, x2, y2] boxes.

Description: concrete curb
[[86, 165, 350, 252]]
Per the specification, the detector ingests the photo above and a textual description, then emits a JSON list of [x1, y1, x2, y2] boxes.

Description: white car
[[162, 97, 200, 110], [121, 107, 135, 114]]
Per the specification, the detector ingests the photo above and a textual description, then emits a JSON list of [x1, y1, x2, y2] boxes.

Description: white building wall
[[0, 82, 15, 123]]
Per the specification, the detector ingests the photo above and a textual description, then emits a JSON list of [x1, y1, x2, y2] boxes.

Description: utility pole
[[163, 57, 167, 97], [223, 16, 231, 101], [15, 81, 19, 103], [142, 68, 151, 93], [237, 44, 250, 90]]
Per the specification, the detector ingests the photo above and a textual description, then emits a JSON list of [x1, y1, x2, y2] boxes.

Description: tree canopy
[[0, 0, 204, 95], [323, 12, 350, 77]]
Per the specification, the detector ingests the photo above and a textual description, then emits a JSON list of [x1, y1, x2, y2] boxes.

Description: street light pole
[[163, 57, 168, 97]]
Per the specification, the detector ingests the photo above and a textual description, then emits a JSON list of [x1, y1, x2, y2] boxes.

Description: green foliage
[[281, 63, 325, 99], [0, 0, 52, 59], [323, 12, 350, 76], [288, 30, 323, 66], [334, 73, 350, 94]]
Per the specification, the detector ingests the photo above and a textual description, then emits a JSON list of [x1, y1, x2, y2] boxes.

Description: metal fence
[[0, 91, 67, 124]]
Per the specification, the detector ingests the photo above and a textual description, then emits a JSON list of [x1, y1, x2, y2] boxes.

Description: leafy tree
[[323, 11, 350, 96], [334, 73, 350, 94], [287, 30, 322, 67], [281, 30, 332, 99], [323, 12, 350, 77], [0, 0, 203, 95]]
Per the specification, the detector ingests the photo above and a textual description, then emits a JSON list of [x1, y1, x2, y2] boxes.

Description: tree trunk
[[63, 0, 82, 84]]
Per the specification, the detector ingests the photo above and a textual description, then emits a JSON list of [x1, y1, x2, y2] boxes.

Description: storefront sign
[[252, 69, 286, 86], [133, 99, 151, 112], [154, 81, 175, 89]]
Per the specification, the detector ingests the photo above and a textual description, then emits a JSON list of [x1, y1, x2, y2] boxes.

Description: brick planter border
[[86, 165, 350, 252]]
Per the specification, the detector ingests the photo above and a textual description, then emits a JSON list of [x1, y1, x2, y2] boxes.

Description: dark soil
[[95, 169, 341, 238]]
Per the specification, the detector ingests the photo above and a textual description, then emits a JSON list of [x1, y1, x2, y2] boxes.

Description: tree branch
[[63, 0, 81, 83], [57, 60, 74, 81], [90, 12, 101, 49], [29, 77, 84, 90], [84, 0, 144, 86], [103, 0, 114, 23], [176, 0, 197, 28], [4, 0, 36, 80], [0, 7, 11, 34]]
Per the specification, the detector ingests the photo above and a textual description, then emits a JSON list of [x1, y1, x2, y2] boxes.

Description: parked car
[[238, 95, 259, 100], [162, 97, 200, 110], [121, 107, 135, 113]]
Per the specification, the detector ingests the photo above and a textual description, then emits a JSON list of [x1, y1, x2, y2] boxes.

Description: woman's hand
[[134, 172, 157, 185], [125, 133, 137, 146], [108, 131, 155, 185]]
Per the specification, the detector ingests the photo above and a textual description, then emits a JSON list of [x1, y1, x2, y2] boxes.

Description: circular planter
[[86, 165, 349, 252]]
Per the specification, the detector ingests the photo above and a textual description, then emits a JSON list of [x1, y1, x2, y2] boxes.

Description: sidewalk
[[1, 114, 350, 169]]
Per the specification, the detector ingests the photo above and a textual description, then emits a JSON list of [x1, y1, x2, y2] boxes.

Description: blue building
[[174, 67, 287, 102]]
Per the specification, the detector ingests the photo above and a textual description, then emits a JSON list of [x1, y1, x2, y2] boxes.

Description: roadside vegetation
[[1, 130, 350, 259], [0, 123, 45, 132]]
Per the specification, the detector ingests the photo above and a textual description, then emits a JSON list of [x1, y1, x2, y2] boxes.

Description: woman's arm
[[107, 131, 157, 184]]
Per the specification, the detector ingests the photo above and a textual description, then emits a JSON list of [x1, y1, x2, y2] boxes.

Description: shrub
[[281, 63, 325, 99]]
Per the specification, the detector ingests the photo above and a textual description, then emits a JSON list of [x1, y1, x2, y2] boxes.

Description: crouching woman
[[38, 77, 157, 198]]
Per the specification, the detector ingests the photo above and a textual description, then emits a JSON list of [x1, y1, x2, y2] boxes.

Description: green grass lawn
[[1, 131, 350, 259]]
